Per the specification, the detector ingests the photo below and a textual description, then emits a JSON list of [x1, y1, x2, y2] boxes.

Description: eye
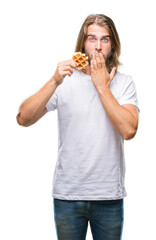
[[89, 37, 95, 42], [102, 37, 109, 43]]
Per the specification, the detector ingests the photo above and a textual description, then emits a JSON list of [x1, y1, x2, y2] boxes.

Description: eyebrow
[[87, 34, 111, 38]]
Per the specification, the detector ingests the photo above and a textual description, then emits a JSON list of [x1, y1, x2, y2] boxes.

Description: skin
[[16, 23, 138, 140], [84, 24, 113, 72], [16, 60, 77, 127], [83, 24, 139, 140]]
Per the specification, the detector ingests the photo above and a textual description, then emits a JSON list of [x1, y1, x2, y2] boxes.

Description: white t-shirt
[[46, 70, 139, 200]]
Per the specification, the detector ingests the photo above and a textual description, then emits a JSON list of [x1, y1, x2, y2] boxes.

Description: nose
[[95, 39, 102, 52]]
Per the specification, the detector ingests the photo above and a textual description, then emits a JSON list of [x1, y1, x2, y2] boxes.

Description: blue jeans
[[53, 198, 124, 240]]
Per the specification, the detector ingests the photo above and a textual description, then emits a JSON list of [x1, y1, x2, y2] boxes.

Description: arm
[[16, 78, 58, 127], [16, 60, 77, 127], [97, 88, 138, 140], [91, 52, 138, 140]]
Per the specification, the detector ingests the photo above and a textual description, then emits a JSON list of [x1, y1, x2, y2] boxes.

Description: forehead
[[87, 24, 110, 37]]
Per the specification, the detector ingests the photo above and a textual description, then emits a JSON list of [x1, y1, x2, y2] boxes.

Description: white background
[[0, 0, 156, 239]]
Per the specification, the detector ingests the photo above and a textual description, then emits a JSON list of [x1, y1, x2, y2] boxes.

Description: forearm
[[98, 87, 138, 140], [17, 77, 58, 126]]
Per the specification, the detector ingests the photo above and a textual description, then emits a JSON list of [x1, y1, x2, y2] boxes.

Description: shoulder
[[115, 71, 133, 83], [111, 71, 134, 90]]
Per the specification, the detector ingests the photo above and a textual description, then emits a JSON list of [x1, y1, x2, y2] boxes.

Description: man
[[17, 14, 139, 240]]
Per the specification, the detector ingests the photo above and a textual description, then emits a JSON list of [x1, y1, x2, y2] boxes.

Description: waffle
[[72, 52, 89, 70]]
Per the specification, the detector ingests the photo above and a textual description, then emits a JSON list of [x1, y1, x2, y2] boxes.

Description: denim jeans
[[53, 198, 124, 240]]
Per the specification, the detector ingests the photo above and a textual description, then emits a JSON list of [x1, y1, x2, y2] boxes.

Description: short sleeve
[[118, 75, 139, 111], [46, 91, 58, 111]]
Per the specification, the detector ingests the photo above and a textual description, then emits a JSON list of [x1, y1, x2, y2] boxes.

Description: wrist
[[49, 76, 61, 88], [96, 84, 110, 94]]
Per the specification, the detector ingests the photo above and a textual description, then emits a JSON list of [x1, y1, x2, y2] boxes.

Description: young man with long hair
[[17, 14, 139, 240]]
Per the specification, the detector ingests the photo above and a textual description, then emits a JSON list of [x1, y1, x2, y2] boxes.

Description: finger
[[90, 53, 96, 71], [99, 52, 105, 67], [99, 53, 107, 72], [70, 60, 79, 68], [57, 66, 74, 80], [95, 53, 102, 68], [90, 59, 94, 71], [91, 53, 97, 69], [59, 65, 74, 73], [109, 67, 117, 81], [71, 60, 79, 69], [59, 60, 78, 69], [61, 70, 74, 77]]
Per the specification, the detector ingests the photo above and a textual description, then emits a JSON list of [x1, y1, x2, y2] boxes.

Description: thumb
[[109, 67, 116, 81]]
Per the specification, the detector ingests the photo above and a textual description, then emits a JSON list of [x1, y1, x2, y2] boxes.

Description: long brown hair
[[75, 14, 121, 72]]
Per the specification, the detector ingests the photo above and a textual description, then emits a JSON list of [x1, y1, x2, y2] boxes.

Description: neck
[[81, 65, 91, 75]]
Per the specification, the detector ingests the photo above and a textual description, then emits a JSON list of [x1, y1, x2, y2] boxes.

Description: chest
[[57, 78, 120, 120]]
